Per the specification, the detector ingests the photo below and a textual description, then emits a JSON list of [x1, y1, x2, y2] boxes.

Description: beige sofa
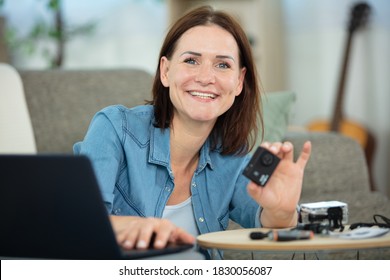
[[5, 66, 390, 259]]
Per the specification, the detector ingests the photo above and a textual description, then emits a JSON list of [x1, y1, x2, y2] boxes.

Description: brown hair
[[149, 5, 263, 155]]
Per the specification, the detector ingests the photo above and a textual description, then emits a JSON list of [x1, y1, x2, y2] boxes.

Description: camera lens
[[261, 153, 274, 166]]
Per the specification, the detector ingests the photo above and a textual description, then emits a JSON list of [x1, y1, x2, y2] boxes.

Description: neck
[[170, 115, 212, 169]]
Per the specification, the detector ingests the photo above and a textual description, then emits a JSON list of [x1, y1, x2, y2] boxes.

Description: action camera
[[243, 147, 280, 186]]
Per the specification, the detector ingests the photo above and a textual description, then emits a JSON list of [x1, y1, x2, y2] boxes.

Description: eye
[[184, 57, 197, 65], [216, 62, 231, 69]]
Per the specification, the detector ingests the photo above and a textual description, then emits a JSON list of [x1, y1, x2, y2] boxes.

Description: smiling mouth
[[189, 91, 217, 99]]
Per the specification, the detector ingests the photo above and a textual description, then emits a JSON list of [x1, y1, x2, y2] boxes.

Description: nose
[[195, 63, 215, 85]]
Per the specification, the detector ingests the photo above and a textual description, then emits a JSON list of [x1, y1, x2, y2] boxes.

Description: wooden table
[[197, 227, 390, 259]]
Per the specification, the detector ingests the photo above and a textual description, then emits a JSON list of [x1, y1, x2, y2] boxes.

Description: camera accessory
[[250, 229, 314, 242], [299, 201, 348, 231], [295, 222, 330, 234], [243, 147, 280, 186]]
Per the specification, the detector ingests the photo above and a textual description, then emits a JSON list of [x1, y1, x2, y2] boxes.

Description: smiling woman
[[74, 5, 311, 260]]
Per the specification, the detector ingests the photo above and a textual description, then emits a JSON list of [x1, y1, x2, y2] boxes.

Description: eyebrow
[[180, 51, 235, 62]]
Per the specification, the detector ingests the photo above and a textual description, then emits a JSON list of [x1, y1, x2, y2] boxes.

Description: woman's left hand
[[247, 141, 312, 228]]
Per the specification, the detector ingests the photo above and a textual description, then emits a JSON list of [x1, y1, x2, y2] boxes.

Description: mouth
[[188, 91, 217, 100]]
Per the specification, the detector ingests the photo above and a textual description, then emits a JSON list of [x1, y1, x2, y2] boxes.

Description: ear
[[235, 67, 246, 96], [160, 56, 170, 87]]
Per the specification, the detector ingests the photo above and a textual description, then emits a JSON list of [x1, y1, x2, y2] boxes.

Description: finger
[[169, 227, 196, 245], [120, 225, 140, 249], [121, 238, 135, 249], [247, 182, 258, 195], [153, 219, 176, 248], [260, 141, 270, 149], [296, 141, 312, 169], [110, 216, 141, 249], [268, 142, 282, 155], [178, 230, 196, 244], [281, 141, 294, 161], [136, 220, 156, 249], [246, 181, 264, 201], [117, 229, 130, 246]]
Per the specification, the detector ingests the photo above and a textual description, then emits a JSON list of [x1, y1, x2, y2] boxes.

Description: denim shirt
[[74, 105, 261, 236]]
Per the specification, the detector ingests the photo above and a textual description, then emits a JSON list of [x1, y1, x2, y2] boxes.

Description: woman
[[74, 5, 311, 254]]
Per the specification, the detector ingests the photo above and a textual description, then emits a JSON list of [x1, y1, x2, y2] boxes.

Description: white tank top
[[162, 196, 200, 237]]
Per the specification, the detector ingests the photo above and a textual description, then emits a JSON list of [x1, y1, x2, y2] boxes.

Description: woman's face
[[160, 24, 246, 126]]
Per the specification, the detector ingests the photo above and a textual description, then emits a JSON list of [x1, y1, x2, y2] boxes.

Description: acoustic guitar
[[307, 2, 376, 191]]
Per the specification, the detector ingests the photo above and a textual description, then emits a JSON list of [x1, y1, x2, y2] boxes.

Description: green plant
[[0, 0, 96, 68]]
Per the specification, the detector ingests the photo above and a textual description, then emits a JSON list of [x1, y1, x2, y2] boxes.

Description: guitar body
[[308, 119, 368, 148], [307, 3, 376, 191]]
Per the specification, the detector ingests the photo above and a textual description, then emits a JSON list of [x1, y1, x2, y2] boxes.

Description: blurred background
[[1, 0, 389, 198]]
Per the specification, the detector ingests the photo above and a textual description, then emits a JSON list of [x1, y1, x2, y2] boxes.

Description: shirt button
[[192, 182, 197, 188], [198, 217, 204, 223], [165, 187, 171, 192]]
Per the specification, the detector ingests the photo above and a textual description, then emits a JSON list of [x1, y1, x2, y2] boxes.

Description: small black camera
[[243, 147, 280, 186]]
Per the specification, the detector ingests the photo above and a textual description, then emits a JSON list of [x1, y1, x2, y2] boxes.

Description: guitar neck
[[330, 2, 370, 132], [330, 28, 354, 131]]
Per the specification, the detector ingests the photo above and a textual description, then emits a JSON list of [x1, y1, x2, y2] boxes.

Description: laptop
[[0, 155, 194, 260]]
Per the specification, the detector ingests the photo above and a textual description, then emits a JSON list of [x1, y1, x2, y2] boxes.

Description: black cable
[[349, 214, 390, 230], [373, 214, 390, 225]]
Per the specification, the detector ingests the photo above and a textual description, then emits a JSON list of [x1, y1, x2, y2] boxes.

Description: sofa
[[3, 65, 390, 259]]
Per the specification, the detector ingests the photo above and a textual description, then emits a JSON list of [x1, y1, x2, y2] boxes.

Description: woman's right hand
[[109, 215, 195, 250]]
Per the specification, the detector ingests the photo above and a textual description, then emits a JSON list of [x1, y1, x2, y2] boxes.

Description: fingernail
[[123, 240, 133, 248], [137, 240, 147, 249], [155, 240, 164, 248]]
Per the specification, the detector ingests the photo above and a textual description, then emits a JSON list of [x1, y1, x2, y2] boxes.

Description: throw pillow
[[260, 90, 296, 143]]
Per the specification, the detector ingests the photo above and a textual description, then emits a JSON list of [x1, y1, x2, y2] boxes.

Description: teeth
[[189, 91, 216, 99]]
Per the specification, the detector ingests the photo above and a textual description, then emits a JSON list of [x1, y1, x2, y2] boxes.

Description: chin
[[188, 113, 215, 122]]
